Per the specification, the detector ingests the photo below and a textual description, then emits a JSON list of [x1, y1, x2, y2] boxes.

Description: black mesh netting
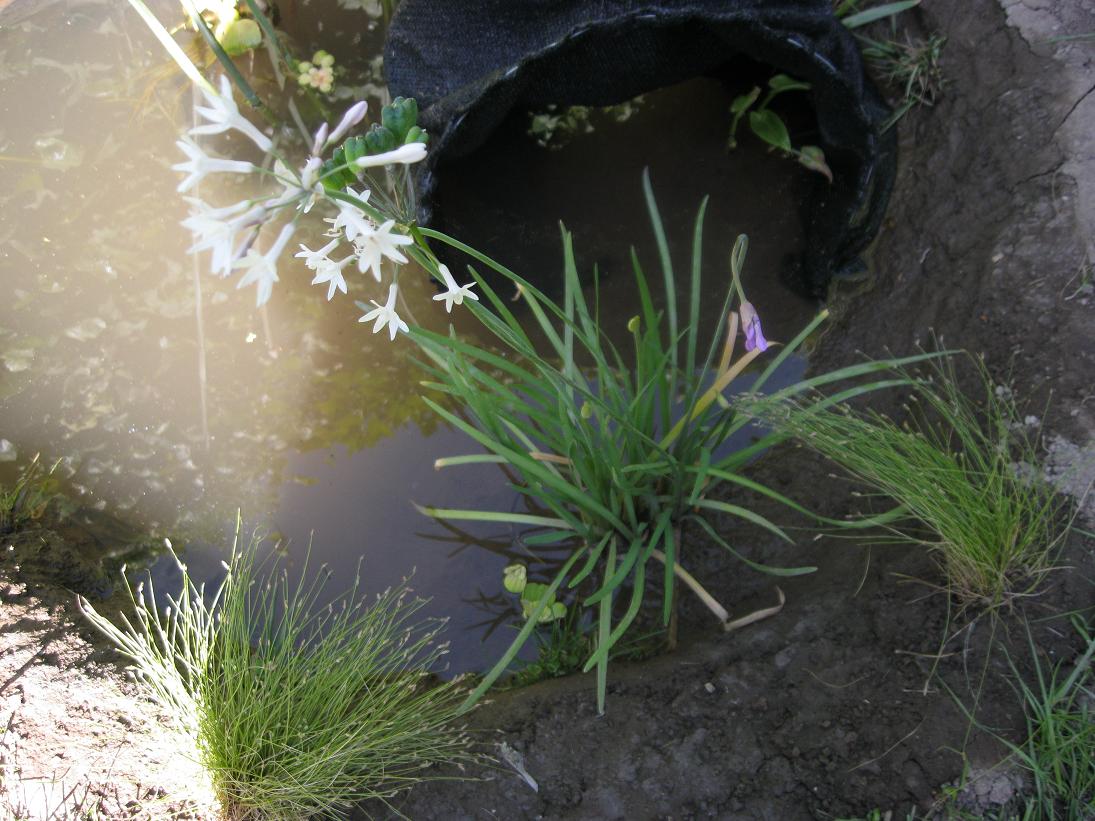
[[384, 0, 896, 295]]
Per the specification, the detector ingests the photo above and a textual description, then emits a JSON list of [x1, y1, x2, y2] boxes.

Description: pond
[[0, 0, 818, 674]]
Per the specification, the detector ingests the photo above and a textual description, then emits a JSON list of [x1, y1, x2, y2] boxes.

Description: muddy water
[[0, 1, 817, 673]]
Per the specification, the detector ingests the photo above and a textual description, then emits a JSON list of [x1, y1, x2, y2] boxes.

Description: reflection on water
[[0, 0, 819, 673], [433, 72, 821, 345]]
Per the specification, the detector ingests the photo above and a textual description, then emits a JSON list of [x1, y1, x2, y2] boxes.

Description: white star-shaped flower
[[432, 264, 479, 313], [190, 74, 273, 152], [182, 197, 265, 277], [234, 223, 295, 307], [357, 283, 409, 341], [329, 188, 374, 243], [270, 158, 323, 213], [311, 257, 350, 301], [353, 220, 412, 282], [172, 136, 256, 193], [294, 238, 339, 271]]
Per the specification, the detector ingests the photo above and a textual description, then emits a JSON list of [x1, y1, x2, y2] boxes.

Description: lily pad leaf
[[748, 110, 792, 152]]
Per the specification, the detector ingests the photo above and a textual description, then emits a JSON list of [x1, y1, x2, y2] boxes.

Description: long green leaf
[[697, 466, 908, 529], [585, 513, 668, 607], [842, 1, 920, 28], [689, 515, 816, 577], [582, 529, 658, 672], [686, 197, 708, 373], [414, 504, 570, 530], [692, 498, 793, 543], [570, 533, 613, 588], [597, 538, 616, 715], [432, 454, 507, 469]]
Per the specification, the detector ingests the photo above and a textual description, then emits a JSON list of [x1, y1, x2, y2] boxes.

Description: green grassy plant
[[749, 354, 1070, 608], [0, 454, 59, 537], [833, 1, 945, 129], [859, 32, 946, 128], [944, 617, 1095, 820], [1001, 618, 1095, 819], [406, 173, 930, 712], [79, 532, 477, 819]]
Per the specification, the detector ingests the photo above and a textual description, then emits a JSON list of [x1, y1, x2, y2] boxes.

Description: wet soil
[[3, 0, 1095, 817]]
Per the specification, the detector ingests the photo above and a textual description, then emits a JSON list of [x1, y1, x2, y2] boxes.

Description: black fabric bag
[[384, 0, 895, 295]]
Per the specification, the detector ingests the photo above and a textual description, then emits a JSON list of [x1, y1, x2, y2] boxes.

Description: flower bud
[[310, 122, 329, 156], [328, 100, 368, 146]]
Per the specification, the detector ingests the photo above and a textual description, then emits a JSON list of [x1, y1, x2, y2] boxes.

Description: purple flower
[[739, 301, 768, 352]]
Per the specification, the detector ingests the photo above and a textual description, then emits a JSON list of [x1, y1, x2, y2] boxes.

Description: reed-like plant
[[747, 353, 1071, 607], [79, 530, 477, 819], [406, 172, 927, 712]]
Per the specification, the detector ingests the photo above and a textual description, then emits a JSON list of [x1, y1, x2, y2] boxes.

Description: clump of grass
[[832, 0, 946, 129], [79, 532, 478, 819], [0, 454, 58, 537], [750, 353, 1071, 608], [1002, 618, 1095, 819], [948, 617, 1095, 819], [859, 32, 946, 128]]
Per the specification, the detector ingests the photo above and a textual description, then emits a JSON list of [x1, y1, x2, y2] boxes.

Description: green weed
[[1001, 618, 1095, 819], [508, 613, 592, 689], [859, 32, 946, 129], [833, 0, 945, 129]]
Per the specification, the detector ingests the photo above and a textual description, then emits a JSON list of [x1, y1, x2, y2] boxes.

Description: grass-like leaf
[[410, 179, 932, 708], [80, 526, 478, 818], [745, 352, 1073, 607]]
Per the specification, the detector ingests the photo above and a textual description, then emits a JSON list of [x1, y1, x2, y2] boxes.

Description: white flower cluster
[[174, 78, 477, 341]]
